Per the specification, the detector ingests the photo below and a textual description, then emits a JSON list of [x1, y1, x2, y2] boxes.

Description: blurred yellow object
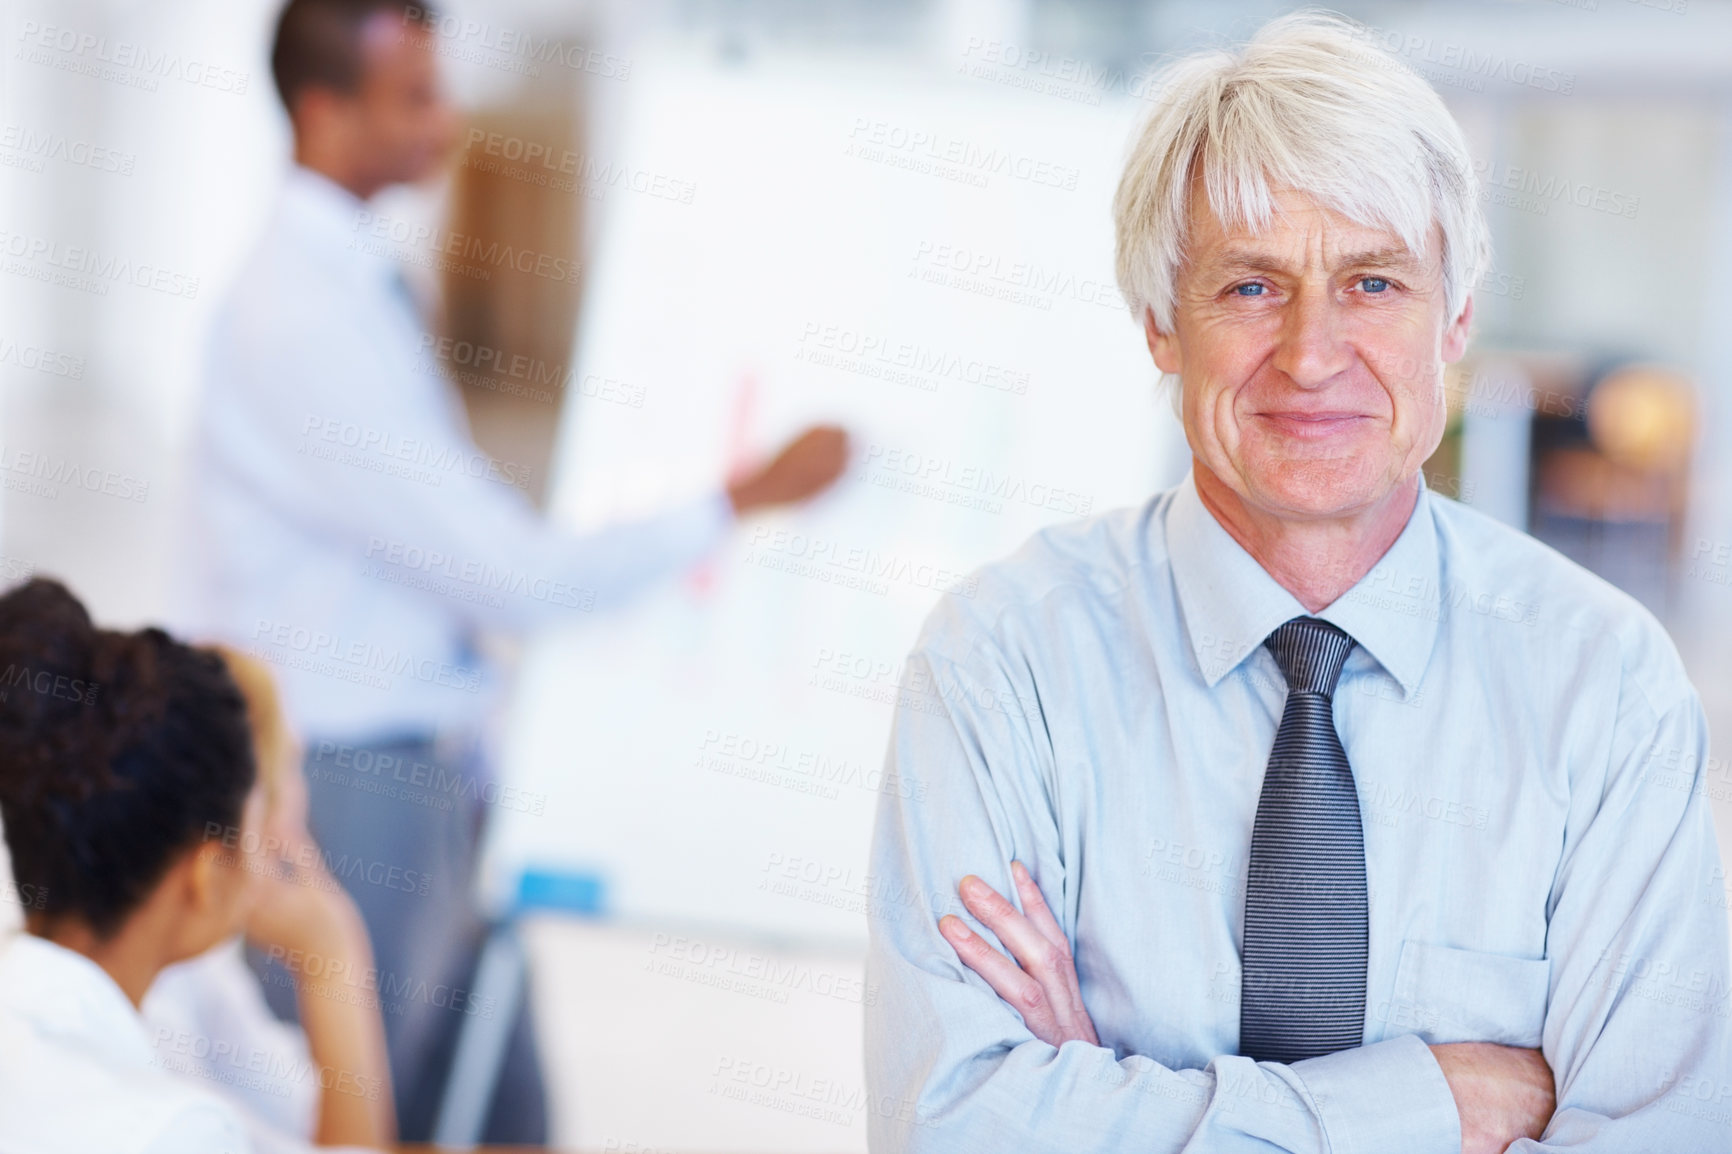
[[1587, 365, 1695, 472]]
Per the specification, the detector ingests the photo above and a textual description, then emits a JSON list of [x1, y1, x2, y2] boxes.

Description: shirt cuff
[[1290, 1034, 1460, 1154], [695, 487, 737, 548], [660, 487, 735, 574]]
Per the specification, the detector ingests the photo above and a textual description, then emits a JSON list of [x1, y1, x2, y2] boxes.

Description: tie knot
[[1265, 617, 1355, 697]]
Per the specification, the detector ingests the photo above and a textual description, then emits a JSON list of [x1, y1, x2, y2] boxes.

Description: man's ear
[[1441, 293, 1474, 364], [291, 87, 333, 131], [1144, 308, 1181, 374], [290, 86, 357, 148]]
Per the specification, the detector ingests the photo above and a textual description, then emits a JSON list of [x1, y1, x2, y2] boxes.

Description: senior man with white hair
[[865, 12, 1731, 1154]]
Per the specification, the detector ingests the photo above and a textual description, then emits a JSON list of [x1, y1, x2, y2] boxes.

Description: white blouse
[[0, 932, 252, 1154], [143, 938, 322, 1154]]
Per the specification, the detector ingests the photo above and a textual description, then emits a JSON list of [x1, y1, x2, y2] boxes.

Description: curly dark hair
[[0, 579, 256, 939]]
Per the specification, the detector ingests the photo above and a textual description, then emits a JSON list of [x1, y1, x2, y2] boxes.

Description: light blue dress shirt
[[866, 470, 1732, 1152]]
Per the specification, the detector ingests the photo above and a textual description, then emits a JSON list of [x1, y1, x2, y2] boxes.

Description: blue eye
[[1233, 283, 1265, 296], [1360, 277, 1390, 293]]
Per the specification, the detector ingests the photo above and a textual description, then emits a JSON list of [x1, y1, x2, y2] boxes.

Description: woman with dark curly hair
[[0, 578, 265, 1153]]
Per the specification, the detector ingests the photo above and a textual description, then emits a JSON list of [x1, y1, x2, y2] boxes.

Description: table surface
[[398, 1143, 845, 1150], [395, 1148, 845, 1153], [396, 1147, 544, 1152], [394, 1147, 554, 1153]]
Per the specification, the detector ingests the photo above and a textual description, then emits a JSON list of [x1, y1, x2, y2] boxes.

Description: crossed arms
[[939, 861, 1551, 1153], [864, 649, 1732, 1153]]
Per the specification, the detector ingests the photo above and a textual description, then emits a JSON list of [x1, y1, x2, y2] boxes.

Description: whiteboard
[[483, 44, 1184, 944]]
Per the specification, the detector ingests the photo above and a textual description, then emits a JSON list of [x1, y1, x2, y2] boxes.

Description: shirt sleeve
[[865, 644, 1460, 1154], [202, 302, 734, 634], [1509, 671, 1732, 1149]]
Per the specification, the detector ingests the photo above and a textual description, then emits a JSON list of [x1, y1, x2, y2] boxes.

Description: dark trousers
[[255, 733, 548, 1143]]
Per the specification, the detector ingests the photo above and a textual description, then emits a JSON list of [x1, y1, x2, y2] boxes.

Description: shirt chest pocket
[[1383, 940, 1551, 1048]]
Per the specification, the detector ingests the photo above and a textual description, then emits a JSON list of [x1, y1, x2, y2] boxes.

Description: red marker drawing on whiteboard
[[687, 372, 759, 596]]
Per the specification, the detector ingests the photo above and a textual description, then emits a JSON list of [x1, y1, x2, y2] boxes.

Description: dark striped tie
[[1239, 616, 1368, 1064]]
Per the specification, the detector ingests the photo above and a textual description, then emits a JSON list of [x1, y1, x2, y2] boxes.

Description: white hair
[[1113, 9, 1491, 335]]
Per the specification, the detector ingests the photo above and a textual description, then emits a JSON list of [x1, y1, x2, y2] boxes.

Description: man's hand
[[937, 861, 1100, 1047], [726, 425, 848, 514], [1430, 1042, 1556, 1154]]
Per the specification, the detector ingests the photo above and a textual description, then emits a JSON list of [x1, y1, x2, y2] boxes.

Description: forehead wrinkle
[[1182, 185, 1435, 291], [1198, 238, 1424, 280]]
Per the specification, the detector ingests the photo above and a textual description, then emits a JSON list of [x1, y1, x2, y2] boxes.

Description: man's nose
[[1269, 287, 1352, 388]]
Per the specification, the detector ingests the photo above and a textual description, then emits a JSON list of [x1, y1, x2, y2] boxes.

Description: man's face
[[1148, 181, 1472, 522], [345, 12, 458, 187]]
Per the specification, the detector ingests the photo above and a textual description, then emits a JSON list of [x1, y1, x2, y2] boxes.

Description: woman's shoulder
[[0, 992, 253, 1154]]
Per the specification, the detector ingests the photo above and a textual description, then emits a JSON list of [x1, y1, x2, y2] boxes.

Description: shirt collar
[[278, 165, 398, 288], [0, 932, 153, 1068], [281, 164, 367, 240], [1167, 468, 1440, 698]]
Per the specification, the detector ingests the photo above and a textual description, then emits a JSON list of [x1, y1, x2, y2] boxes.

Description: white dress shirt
[[143, 939, 322, 1154], [0, 932, 252, 1154], [181, 166, 733, 741], [867, 471, 1732, 1151]]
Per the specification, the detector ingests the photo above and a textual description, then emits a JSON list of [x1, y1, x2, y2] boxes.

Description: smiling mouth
[[1257, 412, 1368, 438]]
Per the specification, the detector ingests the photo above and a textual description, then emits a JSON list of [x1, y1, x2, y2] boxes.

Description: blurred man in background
[[181, 0, 846, 1141]]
